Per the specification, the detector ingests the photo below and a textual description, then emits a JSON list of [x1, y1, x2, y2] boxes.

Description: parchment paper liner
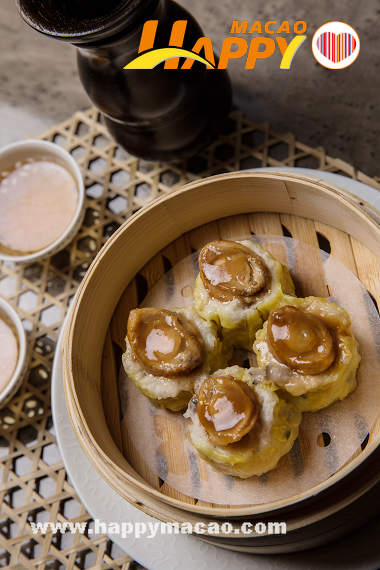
[[119, 236, 380, 506]]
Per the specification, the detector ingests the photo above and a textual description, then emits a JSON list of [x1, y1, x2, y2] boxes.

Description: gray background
[[1, 0, 379, 175]]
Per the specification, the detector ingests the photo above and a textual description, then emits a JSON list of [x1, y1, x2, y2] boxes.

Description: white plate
[[52, 168, 380, 570]]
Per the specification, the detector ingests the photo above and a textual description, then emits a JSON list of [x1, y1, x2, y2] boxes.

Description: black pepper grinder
[[15, 0, 232, 161]]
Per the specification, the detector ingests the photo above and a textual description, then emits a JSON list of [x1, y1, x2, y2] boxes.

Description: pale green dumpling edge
[[122, 307, 231, 412], [186, 366, 302, 479], [193, 241, 295, 351], [253, 295, 361, 413]]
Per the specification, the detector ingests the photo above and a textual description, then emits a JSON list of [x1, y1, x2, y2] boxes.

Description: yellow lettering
[[280, 35, 307, 68], [182, 37, 215, 69], [231, 21, 248, 33], [276, 21, 290, 34], [218, 38, 248, 68], [294, 21, 307, 34], [248, 21, 262, 34], [246, 38, 275, 69], [264, 21, 277, 34]]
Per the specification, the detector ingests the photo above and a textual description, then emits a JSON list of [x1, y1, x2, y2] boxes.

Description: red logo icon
[[316, 32, 356, 64], [312, 22, 360, 69]]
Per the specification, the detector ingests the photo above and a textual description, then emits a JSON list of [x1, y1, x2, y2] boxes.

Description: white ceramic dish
[[0, 296, 28, 407], [0, 139, 85, 263], [52, 168, 380, 570]]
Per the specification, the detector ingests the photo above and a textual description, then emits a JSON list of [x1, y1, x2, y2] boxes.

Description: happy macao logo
[[312, 22, 360, 69], [124, 19, 307, 70], [125, 19, 359, 71]]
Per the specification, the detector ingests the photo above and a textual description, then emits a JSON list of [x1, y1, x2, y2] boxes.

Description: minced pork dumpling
[[253, 296, 361, 412], [193, 240, 295, 351], [122, 306, 230, 412], [184, 366, 302, 478]]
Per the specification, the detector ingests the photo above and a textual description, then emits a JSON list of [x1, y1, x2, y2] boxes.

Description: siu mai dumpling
[[184, 366, 301, 478], [253, 297, 361, 412], [122, 307, 229, 411], [193, 240, 295, 351]]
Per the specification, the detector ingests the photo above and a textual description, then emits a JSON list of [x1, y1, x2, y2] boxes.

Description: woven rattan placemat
[[1, 107, 380, 570]]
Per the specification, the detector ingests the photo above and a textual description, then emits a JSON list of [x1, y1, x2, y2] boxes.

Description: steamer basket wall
[[62, 172, 380, 553]]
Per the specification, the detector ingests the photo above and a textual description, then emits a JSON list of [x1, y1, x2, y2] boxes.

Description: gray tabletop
[[1, 0, 379, 176]]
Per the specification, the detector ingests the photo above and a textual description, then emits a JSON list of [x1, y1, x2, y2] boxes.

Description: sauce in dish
[[0, 317, 18, 393], [0, 160, 78, 254]]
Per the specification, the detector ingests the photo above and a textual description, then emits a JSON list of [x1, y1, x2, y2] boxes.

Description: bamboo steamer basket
[[62, 171, 380, 553]]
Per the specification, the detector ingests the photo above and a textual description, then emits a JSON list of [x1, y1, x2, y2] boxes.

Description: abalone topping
[[267, 306, 336, 375], [199, 240, 269, 303], [197, 375, 260, 446], [127, 308, 205, 377]]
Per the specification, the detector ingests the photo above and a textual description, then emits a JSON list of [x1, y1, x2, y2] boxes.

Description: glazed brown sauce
[[199, 240, 269, 304], [145, 320, 181, 362], [127, 308, 204, 377], [0, 317, 18, 392], [230, 431, 257, 452], [267, 306, 336, 375], [198, 375, 260, 446], [205, 394, 246, 432], [204, 252, 256, 288], [0, 160, 78, 255]]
